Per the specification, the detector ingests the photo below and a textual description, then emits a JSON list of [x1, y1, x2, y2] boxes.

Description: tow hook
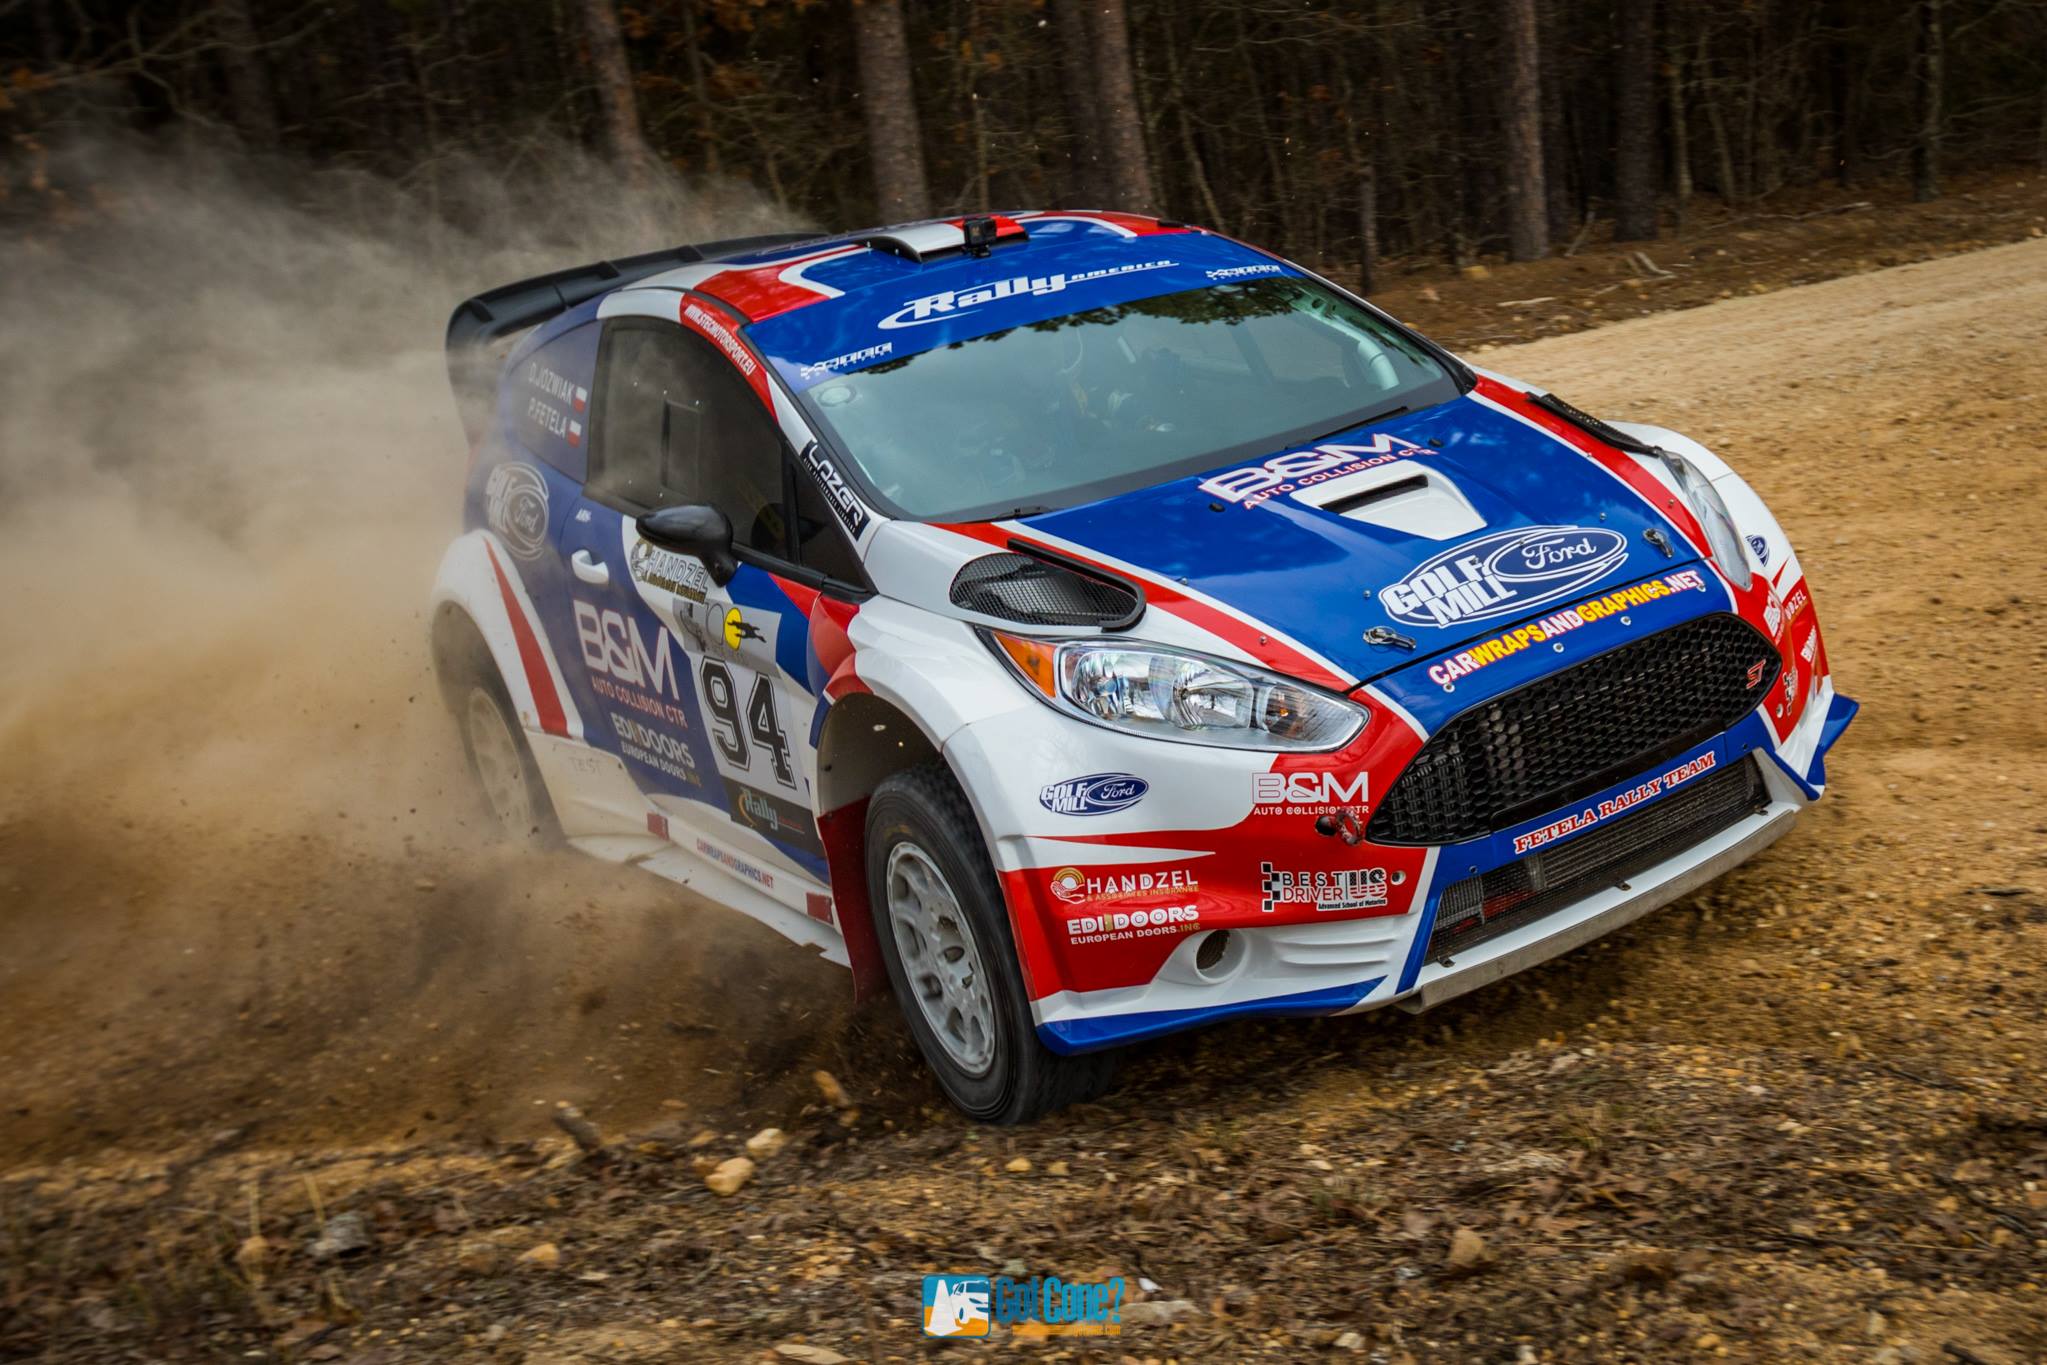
[[1363, 625, 1416, 650], [1314, 809, 1366, 845], [1644, 527, 1675, 558]]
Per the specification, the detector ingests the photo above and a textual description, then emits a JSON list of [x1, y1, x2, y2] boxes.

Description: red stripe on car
[[1473, 375, 1710, 553], [484, 540, 568, 737]]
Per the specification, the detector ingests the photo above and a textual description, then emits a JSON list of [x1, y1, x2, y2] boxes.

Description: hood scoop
[[1289, 463, 1484, 541]]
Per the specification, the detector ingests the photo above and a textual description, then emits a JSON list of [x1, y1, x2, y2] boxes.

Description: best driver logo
[[1259, 864, 1388, 914]]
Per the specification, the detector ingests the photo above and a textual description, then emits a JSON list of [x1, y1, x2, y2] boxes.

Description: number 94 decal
[[698, 657, 796, 789]]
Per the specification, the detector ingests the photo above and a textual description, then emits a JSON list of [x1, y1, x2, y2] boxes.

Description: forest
[[5, 0, 2046, 283]]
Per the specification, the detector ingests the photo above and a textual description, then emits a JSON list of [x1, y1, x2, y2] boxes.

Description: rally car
[[433, 211, 1856, 1122]]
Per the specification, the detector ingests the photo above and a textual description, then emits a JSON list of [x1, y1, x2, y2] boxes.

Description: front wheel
[[866, 765, 1116, 1123]]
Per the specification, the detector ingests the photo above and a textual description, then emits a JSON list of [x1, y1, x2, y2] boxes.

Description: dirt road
[[3, 237, 2043, 1363]]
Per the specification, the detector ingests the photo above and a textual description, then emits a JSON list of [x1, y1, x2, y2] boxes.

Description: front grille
[[1427, 754, 1767, 961], [950, 552, 1142, 627], [1369, 613, 1779, 846]]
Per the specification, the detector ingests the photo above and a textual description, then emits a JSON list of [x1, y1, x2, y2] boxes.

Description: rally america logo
[[879, 260, 1176, 329], [1378, 525, 1629, 629]]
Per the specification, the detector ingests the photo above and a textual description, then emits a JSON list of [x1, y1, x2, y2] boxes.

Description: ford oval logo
[[1379, 525, 1630, 629], [1038, 772, 1150, 817]]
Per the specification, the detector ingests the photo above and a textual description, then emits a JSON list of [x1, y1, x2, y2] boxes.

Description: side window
[[790, 464, 866, 583], [589, 323, 685, 509], [590, 320, 788, 556]]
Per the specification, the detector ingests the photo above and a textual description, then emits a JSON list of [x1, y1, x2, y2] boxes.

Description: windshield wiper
[[1293, 404, 1411, 450], [975, 504, 1053, 522]]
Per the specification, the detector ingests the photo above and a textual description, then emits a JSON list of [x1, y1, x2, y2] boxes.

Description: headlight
[[1658, 450, 1754, 591], [986, 633, 1368, 751]]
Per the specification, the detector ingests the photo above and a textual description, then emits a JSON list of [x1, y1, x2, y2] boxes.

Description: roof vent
[[854, 216, 1029, 263]]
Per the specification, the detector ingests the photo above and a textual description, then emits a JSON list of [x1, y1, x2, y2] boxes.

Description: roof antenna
[[960, 215, 999, 258]]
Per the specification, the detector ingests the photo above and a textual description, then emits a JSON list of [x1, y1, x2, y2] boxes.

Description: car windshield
[[794, 276, 1460, 521]]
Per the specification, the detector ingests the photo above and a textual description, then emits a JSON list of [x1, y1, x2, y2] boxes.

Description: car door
[[566, 312, 860, 888], [555, 321, 721, 824]]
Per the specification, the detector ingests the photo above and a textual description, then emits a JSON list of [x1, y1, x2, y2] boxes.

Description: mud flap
[[817, 798, 887, 1000]]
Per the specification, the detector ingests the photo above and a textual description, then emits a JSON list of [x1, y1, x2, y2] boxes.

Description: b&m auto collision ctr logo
[[922, 1273, 1126, 1339]]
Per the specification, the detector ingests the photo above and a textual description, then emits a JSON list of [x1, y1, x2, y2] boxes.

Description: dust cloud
[[0, 135, 870, 1161]]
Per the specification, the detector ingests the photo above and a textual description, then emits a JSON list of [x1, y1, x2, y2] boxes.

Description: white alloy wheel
[[885, 840, 997, 1076], [464, 686, 535, 836]]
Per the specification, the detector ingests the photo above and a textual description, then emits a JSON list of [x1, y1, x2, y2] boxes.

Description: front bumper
[[1020, 684, 1855, 1054], [1389, 786, 1797, 1015]]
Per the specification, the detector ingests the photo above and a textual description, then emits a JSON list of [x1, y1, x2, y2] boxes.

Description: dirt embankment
[[1, 166, 2043, 1362]]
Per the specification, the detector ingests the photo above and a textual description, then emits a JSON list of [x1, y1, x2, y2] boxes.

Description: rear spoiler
[[443, 230, 819, 445]]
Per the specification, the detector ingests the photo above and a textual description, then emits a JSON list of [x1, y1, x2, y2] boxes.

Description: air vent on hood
[[1290, 463, 1485, 541], [950, 547, 1143, 628]]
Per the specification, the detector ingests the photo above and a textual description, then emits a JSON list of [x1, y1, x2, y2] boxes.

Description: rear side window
[[588, 320, 787, 556], [589, 323, 685, 507]]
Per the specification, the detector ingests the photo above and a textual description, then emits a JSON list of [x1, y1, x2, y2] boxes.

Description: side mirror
[[637, 504, 737, 585]]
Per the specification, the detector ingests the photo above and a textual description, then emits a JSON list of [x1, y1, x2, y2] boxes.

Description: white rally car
[[432, 211, 1856, 1122]]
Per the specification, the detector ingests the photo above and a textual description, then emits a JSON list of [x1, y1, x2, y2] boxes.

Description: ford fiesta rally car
[[433, 211, 1857, 1122]]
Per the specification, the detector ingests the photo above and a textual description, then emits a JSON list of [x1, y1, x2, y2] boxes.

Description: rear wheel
[[866, 765, 1115, 1123], [441, 619, 560, 844]]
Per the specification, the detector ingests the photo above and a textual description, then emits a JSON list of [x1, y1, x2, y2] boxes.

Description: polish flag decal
[[572, 385, 589, 412], [567, 419, 584, 447]]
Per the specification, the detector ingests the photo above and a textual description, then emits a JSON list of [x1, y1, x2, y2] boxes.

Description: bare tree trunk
[[1539, 0, 1574, 240], [581, 0, 656, 186], [1051, 0, 1103, 203], [1614, 0, 1659, 240], [1165, 23, 1224, 229], [2038, 84, 2047, 175], [1502, 0, 1548, 260], [1337, 66, 1378, 292], [1667, 39, 1692, 228], [215, 0, 278, 148], [1911, 0, 1943, 202], [1356, 158, 1379, 293], [1700, 34, 1741, 204], [1828, 7, 1860, 187], [679, 0, 718, 175], [1090, 0, 1156, 213], [850, 0, 931, 220]]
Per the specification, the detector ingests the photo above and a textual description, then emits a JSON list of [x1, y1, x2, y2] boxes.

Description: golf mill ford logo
[[1038, 773, 1150, 816], [1378, 525, 1629, 629]]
